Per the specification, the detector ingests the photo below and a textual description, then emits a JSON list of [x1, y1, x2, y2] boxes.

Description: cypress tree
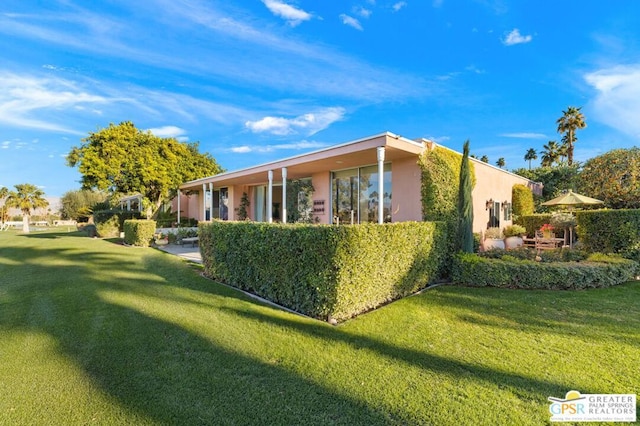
[[457, 140, 474, 252]]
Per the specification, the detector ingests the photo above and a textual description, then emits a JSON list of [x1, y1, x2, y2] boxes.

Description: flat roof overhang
[[181, 132, 425, 191]]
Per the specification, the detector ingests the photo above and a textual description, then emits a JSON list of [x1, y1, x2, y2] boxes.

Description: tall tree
[[60, 189, 108, 221], [496, 157, 506, 169], [67, 122, 223, 216], [0, 186, 8, 225], [556, 106, 586, 165], [457, 140, 474, 253], [5, 184, 49, 233], [541, 141, 560, 167], [524, 148, 537, 170], [480, 155, 489, 163]]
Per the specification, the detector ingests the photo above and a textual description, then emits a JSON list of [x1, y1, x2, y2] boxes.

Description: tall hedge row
[[512, 184, 534, 218], [577, 209, 640, 259], [199, 221, 448, 322], [94, 209, 142, 237]]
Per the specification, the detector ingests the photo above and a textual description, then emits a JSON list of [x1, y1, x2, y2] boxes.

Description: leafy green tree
[[67, 121, 223, 216], [0, 186, 8, 224], [556, 106, 586, 166], [60, 189, 108, 221], [480, 155, 489, 163], [541, 141, 560, 167], [513, 164, 581, 206], [496, 157, 506, 169], [578, 147, 640, 209], [524, 148, 537, 170], [5, 183, 49, 233], [457, 140, 474, 253]]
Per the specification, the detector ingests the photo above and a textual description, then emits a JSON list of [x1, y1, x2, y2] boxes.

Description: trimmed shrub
[[94, 209, 142, 237], [419, 146, 475, 263], [516, 214, 552, 238], [124, 219, 156, 247], [199, 221, 448, 321], [512, 184, 534, 218], [451, 252, 637, 289], [577, 209, 640, 260]]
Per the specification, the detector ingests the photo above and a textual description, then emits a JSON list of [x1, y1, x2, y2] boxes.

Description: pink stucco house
[[176, 132, 541, 233]]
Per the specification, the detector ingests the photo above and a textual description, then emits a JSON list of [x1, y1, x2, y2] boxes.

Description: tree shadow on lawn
[[407, 285, 640, 347], [0, 240, 396, 425], [216, 304, 585, 405]]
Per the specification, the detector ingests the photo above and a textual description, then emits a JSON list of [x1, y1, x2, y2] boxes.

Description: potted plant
[[503, 224, 526, 249], [540, 223, 555, 239], [483, 227, 505, 250], [154, 232, 169, 246]]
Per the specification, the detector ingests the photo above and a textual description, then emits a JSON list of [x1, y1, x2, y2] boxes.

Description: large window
[[332, 164, 391, 224]]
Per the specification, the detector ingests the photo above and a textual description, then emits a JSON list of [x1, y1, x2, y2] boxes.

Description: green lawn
[[1, 229, 638, 425]]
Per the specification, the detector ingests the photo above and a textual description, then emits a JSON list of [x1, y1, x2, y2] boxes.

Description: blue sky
[[1, 0, 640, 197]]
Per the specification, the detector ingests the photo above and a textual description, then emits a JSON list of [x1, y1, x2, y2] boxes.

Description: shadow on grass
[[0, 233, 393, 424]]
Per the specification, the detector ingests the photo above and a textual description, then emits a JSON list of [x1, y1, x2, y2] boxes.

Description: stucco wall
[[391, 157, 423, 222], [311, 171, 331, 224], [471, 160, 533, 233]]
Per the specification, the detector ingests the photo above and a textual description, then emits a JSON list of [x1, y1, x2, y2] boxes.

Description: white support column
[[377, 146, 385, 224], [282, 167, 287, 224], [126, 199, 131, 211], [208, 182, 213, 221], [202, 183, 207, 222], [177, 189, 181, 225], [267, 170, 274, 223]]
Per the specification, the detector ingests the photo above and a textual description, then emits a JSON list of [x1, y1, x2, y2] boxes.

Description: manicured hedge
[[94, 209, 142, 237], [512, 184, 534, 217], [451, 252, 637, 289], [576, 209, 640, 260], [200, 221, 448, 321], [515, 214, 552, 238], [123, 219, 156, 247]]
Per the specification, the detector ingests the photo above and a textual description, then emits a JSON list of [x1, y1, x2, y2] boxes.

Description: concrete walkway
[[157, 243, 202, 263]]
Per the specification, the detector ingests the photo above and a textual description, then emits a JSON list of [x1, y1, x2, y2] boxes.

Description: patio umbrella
[[541, 190, 604, 247], [541, 190, 604, 207]]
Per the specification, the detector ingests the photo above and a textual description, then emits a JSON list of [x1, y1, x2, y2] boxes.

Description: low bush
[[452, 252, 637, 290], [123, 220, 156, 247], [94, 209, 142, 237], [200, 221, 448, 321]]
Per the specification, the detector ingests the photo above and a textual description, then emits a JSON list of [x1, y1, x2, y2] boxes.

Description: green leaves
[[67, 122, 223, 211]]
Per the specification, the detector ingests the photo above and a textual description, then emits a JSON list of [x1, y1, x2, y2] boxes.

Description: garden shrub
[[94, 209, 142, 237], [123, 219, 156, 247], [199, 221, 448, 321], [576, 209, 640, 260], [515, 214, 552, 238], [451, 252, 636, 289], [419, 146, 475, 262], [512, 184, 534, 218]]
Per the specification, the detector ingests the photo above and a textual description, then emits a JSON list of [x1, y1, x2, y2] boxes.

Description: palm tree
[[0, 186, 8, 226], [496, 157, 506, 169], [524, 148, 537, 170], [480, 155, 489, 163], [541, 141, 560, 167], [556, 106, 586, 165], [5, 184, 49, 233]]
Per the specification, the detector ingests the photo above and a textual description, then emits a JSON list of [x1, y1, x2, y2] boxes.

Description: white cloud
[[393, 2, 408, 12], [339, 14, 363, 31], [502, 28, 532, 46], [147, 125, 189, 140], [245, 107, 345, 136], [585, 64, 640, 138], [262, 0, 312, 26], [354, 6, 372, 18], [500, 132, 547, 139], [228, 140, 327, 154]]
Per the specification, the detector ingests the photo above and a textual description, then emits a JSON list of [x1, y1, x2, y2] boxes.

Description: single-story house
[[176, 132, 542, 233]]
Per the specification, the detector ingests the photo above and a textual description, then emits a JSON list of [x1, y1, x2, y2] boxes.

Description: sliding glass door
[[332, 164, 391, 224]]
